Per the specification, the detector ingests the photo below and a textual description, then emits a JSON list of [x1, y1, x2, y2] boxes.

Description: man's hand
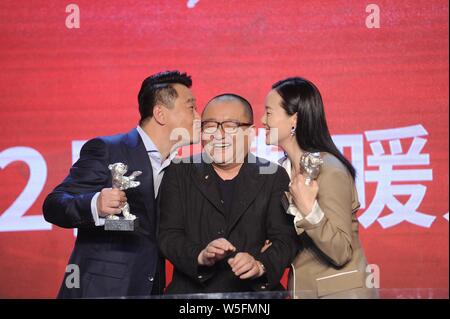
[[260, 240, 272, 253], [228, 252, 265, 279], [97, 188, 127, 218], [198, 238, 236, 266]]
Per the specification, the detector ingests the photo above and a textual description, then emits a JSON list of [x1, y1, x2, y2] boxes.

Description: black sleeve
[[42, 138, 110, 229], [254, 167, 298, 290], [158, 164, 213, 283]]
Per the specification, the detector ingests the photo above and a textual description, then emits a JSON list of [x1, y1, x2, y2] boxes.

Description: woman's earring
[[290, 127, 296, 136]]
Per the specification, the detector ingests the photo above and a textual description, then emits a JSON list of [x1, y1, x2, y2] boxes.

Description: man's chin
[[211, 157, 228, 165], [208, 153, 233, 165]]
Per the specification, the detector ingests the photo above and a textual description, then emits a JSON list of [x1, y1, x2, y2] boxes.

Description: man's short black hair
[[203, 93, 254, 123], [138, 70, 192, 124]]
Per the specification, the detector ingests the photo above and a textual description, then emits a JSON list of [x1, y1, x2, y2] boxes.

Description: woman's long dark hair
[[272, 77, 356, 180]]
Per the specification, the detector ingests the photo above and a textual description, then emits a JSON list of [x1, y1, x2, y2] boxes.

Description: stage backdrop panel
[[0, 0, 448, 298]]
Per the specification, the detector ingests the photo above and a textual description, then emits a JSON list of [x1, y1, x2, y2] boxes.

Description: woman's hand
[[289, 173, 319, 216]]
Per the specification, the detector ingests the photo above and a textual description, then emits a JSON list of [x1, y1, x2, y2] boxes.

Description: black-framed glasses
[[201, 120, 253, 134]]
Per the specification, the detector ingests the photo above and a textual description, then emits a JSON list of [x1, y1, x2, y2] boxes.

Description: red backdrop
[[0, 0, 448, 298]]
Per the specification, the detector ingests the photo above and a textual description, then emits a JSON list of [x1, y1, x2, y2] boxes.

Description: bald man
[[158, 94, 297, 294]]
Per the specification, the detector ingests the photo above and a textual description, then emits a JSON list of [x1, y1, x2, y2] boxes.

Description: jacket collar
[[191, 152, 269, 235], [123, 128, 155, 218]]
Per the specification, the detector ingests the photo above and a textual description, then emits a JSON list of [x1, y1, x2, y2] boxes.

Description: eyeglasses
[[201, 120, 253, 134]]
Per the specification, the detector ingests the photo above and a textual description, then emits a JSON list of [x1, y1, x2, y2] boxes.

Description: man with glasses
[[158, 93, 297, 294]]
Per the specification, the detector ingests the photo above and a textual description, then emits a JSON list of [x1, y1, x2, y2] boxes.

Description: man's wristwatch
[[256, 260, 266, 275]]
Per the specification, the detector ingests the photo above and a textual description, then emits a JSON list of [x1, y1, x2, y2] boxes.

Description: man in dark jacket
[[43, 70, 200, 298], [159, 94, 297, 294]]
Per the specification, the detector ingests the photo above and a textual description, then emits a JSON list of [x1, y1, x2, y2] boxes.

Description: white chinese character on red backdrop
[[359, 125, 435, 229]]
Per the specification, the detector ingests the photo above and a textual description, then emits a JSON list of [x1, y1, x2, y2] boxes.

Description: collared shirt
[[90, 126, 178, 226], [136, 125, 178, 197]]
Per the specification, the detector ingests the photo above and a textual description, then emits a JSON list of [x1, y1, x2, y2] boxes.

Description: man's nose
[[213, 126, 225, 140]]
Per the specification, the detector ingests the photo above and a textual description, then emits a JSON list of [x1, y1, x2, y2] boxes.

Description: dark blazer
[[43, 128, 165, 298], [158, 154, 298, 294]]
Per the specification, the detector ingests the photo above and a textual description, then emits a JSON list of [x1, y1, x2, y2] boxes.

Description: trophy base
[[104, 218, 139, 231]]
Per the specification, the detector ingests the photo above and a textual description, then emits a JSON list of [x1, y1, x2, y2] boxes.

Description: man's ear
[[152, 104, 166, 125]]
